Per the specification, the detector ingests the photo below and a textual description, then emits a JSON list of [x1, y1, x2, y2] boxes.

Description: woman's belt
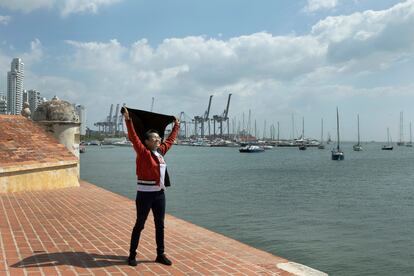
[[137, 180, 157, 186]]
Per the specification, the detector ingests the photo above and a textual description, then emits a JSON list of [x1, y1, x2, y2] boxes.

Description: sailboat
[[406, 122, 412, 147], [299, 117, 307, 150], [331, 107, 344, 160], [327, 133, 332, 144], [381, 128, 393, 150], [318, 118, 325, 149], [353, 114, 363, 151], [397, 111, 405, 146]]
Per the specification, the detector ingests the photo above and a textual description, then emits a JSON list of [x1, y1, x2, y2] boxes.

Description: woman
[[122, 107, 180, 267]]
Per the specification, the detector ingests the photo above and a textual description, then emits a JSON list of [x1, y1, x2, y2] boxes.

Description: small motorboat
[[79, 144, 86, 153], [239, 145, 265, 153]]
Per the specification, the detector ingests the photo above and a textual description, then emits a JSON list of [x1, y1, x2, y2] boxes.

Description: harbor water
[[80, 143, 414, 276]]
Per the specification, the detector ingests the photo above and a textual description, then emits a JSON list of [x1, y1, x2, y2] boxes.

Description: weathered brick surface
[[0, 180, 294, 275], [0, 115, 77, 168]]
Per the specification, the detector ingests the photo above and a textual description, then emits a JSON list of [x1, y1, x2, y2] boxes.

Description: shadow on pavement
[[11, 251, 155, 268]]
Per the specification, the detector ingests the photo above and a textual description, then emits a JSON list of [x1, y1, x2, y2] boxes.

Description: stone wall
[[0, 161, 79, 193]]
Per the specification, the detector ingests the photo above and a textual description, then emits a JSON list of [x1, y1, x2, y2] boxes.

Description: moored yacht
[[353, 114, 363, 151], [331, 107, 344, 160], [239, 144, 265, 153], [318, 118, 325, 149], [407, 122, 413, 147], [382, 128, 393, 150]]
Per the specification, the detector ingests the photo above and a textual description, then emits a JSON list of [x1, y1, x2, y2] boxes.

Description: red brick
[[0, 181, 309, 276], [0, 115, 77, 168]]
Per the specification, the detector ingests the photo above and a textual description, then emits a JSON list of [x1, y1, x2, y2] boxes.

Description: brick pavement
[[0, 181, 326, 275]]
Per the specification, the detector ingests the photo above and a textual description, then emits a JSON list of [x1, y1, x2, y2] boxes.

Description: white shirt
[[137, 150, 166, 192]]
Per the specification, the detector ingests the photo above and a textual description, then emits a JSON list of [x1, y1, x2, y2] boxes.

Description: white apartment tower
[[27, 89, 41, 114], [7, 58, 24, 115], [23, 89, 28, 103]]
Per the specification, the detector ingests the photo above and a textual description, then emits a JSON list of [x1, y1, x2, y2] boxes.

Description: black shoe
[[155, 254, 172, 266], [127, 258, 137, 266]]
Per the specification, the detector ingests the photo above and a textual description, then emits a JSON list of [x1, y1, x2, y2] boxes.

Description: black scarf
[[121, 107, 176, 186]]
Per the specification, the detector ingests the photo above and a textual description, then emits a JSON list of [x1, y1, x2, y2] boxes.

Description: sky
[[1, 0, 414, 141]]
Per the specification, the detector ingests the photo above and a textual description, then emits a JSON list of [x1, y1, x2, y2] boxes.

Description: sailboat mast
[[410, 122, 412, 143], [400, 111, 404, 144], [277, 121, 280, 141], [337, 107, 340, 150], [302, 117, 304, 139], [387, 127, 390, 145], [321, 118, 324, 143], [357, 114, 360, 145]]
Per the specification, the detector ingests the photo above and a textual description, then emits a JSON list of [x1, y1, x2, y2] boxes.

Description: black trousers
[[129, 190, 166, 259]]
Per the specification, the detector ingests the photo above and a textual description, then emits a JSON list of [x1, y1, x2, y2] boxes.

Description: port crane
[[212, 93, 232, 138], [178, 111, 194, 138], [107, 104, 113, 133], [193, 95, 213, 138], [94, 103, 124, 135]]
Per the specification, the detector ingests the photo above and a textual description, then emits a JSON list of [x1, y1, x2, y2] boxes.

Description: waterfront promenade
[[0, 180, 326, 275]]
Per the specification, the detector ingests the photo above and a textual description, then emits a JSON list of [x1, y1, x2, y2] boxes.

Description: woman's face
[[145, 133, 161, 150]]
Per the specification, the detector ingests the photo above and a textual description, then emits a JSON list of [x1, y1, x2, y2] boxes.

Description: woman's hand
[[175, 117, 180, 125], [122, 107, 130, 121]]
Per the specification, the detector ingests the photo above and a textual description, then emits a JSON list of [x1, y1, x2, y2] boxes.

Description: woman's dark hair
[[144, 129, 160, 140]]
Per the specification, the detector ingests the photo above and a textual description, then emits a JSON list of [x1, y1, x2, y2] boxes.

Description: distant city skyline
[[1, 0, 413, 141], [1, 57, 46, 115]]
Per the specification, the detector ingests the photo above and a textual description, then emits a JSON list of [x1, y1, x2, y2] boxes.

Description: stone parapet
[[0, 160, 79, 193]]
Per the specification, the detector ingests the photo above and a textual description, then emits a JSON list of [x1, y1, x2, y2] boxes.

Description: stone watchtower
[[32, 96, 81, 175], [32, 96, 81, 156]]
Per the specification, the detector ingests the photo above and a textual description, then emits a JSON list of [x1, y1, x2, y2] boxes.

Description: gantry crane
[[178, 111, 194, 138], [194, 95, 213, 138], [212, 93, 232, 137]]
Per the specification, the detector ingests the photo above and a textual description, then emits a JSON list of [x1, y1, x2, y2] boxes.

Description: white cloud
[[0, 0, 122, 16], [27, 74, 86, 102], [312, 0, 414, 66], [304, 0, 338, 13], [57, 0, 414, 140], [21, 39, 44, 66], [0, 0, 54, 13], [65, 39, 127, 72], [61, 0, 122, 16], [0, 39, 43, 73], [0, 15, 11, 25], [3, 0, 414, 140]]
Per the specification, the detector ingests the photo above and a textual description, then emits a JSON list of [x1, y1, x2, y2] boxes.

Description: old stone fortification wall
[[0, 161, 79, 193], [0, 96, 81, 193]]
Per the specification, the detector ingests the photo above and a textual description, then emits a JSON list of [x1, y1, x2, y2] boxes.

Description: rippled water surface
[[80, 143, 414, 276]]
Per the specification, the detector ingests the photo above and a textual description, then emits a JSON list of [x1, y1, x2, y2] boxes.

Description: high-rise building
[[23, 89, 28, 103], [75, 105, 86, 135], [7, 58, 24, 115], [0, 95, 7, 114], [27, 89, 41, 114]]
